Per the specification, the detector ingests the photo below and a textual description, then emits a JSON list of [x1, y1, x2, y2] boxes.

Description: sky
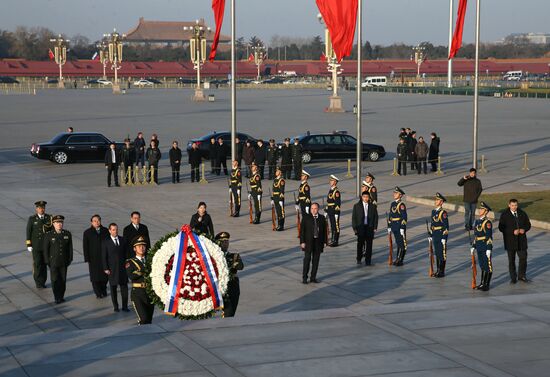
[[4, 0, 550, 45]]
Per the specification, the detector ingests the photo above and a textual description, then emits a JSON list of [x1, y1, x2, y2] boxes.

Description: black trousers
[[210, 158, 216, 173], [274, 199, 285, 220], [107, 165, 119, 186], [293, 161, 302, 180], [282, 162, 292, 179], [410, 156, 417, 170], [216, 158, 228, 175], [50, 265, 67, 301], [231, 186, 241, 214], [398, 160, 407, 175], [257, 163, 265, 180], [110, 284, 128, 309], [357, 227, 374, 264], [507, 249, 528, 280], [32, 248, 47, 287], [190, 163, 199, 182], [430, 158, 438, 171], [131, 288, 154, 324], [303, 242, 321, 280], [268, 160, 277, 180], [171, 163, 181, 183], [92, 280, 108, 297], [223, 277, 240, 317], [417, 158, 427, 174], [252, 192, 262, 217]]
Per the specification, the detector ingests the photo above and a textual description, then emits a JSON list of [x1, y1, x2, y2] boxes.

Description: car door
[[324, 134, 348, 159], [64, 135, 91, 161], [89, 134, 110, 161], [341, 135, 358, 159]]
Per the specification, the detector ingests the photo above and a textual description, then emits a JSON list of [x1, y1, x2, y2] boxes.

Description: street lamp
[[184, 20, 210, 101], [49, 35, 69, 89], [103, 29, 125, 94], [413, 44, 426, 79], [96, 39, 109, 80], [317, 13, 344, 113], [251, 44, 264, 82]]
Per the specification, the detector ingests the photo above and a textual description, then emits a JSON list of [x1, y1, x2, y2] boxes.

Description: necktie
[[313, 216, 319, 238], [111, 150, 115, 163], [114, 237, 119, 246], [364, 204, 369, 225]]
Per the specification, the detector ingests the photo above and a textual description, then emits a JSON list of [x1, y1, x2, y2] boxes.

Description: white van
[[361, 76, 387, 88], [503, 71, 522, 81]]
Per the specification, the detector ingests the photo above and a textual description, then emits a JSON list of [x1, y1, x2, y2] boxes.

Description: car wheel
[[53, 151, 68, 164], [302, 152, 312, 164], [368, 150, 380, 162]]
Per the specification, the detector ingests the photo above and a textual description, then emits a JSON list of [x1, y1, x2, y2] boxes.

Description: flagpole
[[472, 0, 480, 169], [230, 0, 236, 161], [447, 0, 454, 88], [356, 0, 362, 197]]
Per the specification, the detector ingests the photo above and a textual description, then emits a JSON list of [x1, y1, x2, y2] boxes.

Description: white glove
[[400, 229, 405, 236], [387, 228, 392, 235], [270, 200, 274, 206], [27, 247, 33, 252], [486, 250, 491, 259], [248, 193, 251, 200], [305, 207, 310, 214], [470, 247, 475, 255], [441, 239, 446, 246], [427, 237, 432, 243], [295, 205, 300, 212]]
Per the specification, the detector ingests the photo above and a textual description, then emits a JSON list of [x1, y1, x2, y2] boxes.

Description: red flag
[[248, 53, 254, 62], [316, 0, 358, 62], [320, 52, 327, 62], [449, 0, 467, 59], [209, 0, 226, 61], [48, 49, 55, 61]]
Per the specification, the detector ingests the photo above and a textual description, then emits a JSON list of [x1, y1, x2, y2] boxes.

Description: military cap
[[34, 200, 47, 208], [435, 192, 447, 202], [366, 172, 375, 180], [301, 170, 310, 178], [275, 166, 282, 172], [132, 236, 147, 247], [52, 215, 64, 223], [394, 186, 405, 195], [329, 174, 339, 182], [479, 201, 492, 212], [215, 231, 230, 241], [361, 180, 368, 186]]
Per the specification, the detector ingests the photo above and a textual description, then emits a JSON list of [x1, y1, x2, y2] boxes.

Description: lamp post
[[49, 35, 69, 89], [413, 45, 426, 79], [251, 44, 264, 82], [184, 20, 210, 101], [103, 29, 125, 94], [96, 39, 109, 80], [318, 13, 344, 113]]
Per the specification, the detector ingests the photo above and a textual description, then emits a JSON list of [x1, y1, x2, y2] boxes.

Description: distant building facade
[[503, 33, 550, 45]]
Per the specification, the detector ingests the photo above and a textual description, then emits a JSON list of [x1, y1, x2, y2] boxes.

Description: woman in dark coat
[[428, 132, 440, 172], [190, 202, 214, 236], [243, 140, 256, 178], [82, 215, 110, 298], [169, 140, 182, 183]]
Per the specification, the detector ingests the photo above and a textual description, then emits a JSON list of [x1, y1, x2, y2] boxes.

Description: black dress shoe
[[518, 277, 530, 283], [302, 279, 308, 284], [310, 279, 320, 283], [36, 284, 46, 289], [114, 307, 120, 312], [510, 279, 517, 284], [59, 298, 65, 303], [55, 299, 61, 304], [356, 260, 362, 265], [122, 308, 130, 312]]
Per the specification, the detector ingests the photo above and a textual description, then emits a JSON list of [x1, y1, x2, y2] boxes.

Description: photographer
[[458, 168, 483, 231]]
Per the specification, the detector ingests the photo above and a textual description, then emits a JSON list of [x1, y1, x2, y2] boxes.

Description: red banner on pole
[[209, 0, 226, 61], [449, 0, 468, 59], [316, 0, 358, 62]]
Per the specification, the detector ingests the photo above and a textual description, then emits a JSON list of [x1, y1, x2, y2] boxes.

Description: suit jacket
[[102, 236, 129, 285], [352, 201, 379, 236], [104, 149, 120, 166], [498, 209, 531, 251], [82, 226, 109, 282], [300, 214, 327, 253], [122, 223, 151, 252]]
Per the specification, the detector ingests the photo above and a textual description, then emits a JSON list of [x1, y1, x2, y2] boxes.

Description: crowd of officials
[[395, 127, 440, 175]]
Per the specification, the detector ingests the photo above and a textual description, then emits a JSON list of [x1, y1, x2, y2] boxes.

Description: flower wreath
[[146, 225, 229, 320]]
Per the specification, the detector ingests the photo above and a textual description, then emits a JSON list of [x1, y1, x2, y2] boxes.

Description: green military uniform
[[326, 175, 341, 247], [43, 215, 73, 304], [296, 171, 311, 216], [125, 236, 154, 325], [215, 232, 244, 317], [250, 171, 262, 224], [230, 167, 242, 217], [272, 169, 285, 231], [362, 173, 378, 205], [26, 201, 52, 288]]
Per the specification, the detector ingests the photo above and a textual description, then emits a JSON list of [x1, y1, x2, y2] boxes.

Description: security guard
[[326, 175, 341, 247], [272, 166, 286, 231], [250, 164, 263, 224], [26, 201, 52, 288], [361, 173, 378, 205], [296, 170, 311, 216], [387, 187, 408, 266], [126, 236, 155, 324], [43, 215, 73, 304], [230, 160, 242, 217], [430, 193, 449, 278], [471, 201, 494, 291], [215, 232, 244, 317]]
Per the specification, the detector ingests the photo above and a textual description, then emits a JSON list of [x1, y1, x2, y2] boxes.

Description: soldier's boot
[[476, 271, 486, 290], [233, 210, 240, 218], [332, 232, 339, 247], [276, 218, 284, 231], [392, 248, 401, 265], [253, 213, 261, 224], [396, 248, 406, 266], [438, 260, 446, 278], [482, 272, 492, 291], [433, 258, 440, 277], [328, 229, 335, 246]]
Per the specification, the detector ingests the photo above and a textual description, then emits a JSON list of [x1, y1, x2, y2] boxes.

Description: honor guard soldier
[[361, 173, 378, 205], [272, 167, 286, 231], [387, 187, 408, 266], [43, 215, 73, 304], [250, 164, 263, 224], [230, 160, 242, 217], [326, 175, 341, 247], [471, 201, 494, 291], [296, 170, 311, 216], [430, 193, 449, 277], [26, 200, 52, 288], [215, 232, 244, 317], [126, 236, 155, 324]]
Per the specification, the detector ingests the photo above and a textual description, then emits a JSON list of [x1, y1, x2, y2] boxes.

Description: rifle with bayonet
[[227, 178, 233, 217], [294, 192, 301, 238], [270, 187, 275, 231], [387, 212, 393, 266], [246, 181, 253, 224], [426, 219, 434, 277], [468, 230, 477, 289]]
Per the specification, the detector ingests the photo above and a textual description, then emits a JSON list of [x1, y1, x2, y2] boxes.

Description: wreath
[[146, 225, 229, 320]]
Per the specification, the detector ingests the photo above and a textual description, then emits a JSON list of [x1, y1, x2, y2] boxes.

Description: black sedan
[[186, 131, 256, 160], [30, 132, 124, 164], [296, 131, 385, 163]]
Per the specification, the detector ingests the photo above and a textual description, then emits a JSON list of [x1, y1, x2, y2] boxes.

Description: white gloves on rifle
[[387, 228, 392, 235], [248, 193, 251, 200], [295, 205, 300, 212], [400, 229, 405, 236], [27, 247, 33, 252], [470, 247, 475, 255], [427, 237, 432, 243], [270, 200, 274, 206], [486, 250, 491, 259]]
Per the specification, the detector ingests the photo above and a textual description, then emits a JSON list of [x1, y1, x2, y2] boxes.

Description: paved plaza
[[1, 88, 550, 376]]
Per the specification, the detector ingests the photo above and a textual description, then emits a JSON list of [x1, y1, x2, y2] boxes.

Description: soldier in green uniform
[[230, 160, 242, 217], [326, 175, 341, 247], [249, 164, 263, 224], [296, 170, 311, 216], [215, 232, 244, 317], [429, 193, 449, 278], [125, 236, 154, 325], [26, 200, 52, 288], [43, 215, 73, 304], [361, 173, 378, 205], [272, 166, 286, 231], [471, 201, 494, 291]]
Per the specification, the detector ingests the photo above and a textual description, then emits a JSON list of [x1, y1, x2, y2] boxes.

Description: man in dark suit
[[82, 214, 109, 298], [122, 211, 151, 253], [299, 203, 327, 284], [102, 223, 129, 312], [498, 199, 532, 283], [254, 139, 267, 180], [352, 191, 379, 265], [104, 142, 120, 187], [215, 137, 229, 176]]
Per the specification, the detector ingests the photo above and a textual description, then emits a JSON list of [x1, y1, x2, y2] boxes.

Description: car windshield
[[49, 133, 65, 144]]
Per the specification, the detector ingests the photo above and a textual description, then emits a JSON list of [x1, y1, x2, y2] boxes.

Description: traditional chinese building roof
[[125, 17, 230, 43]]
